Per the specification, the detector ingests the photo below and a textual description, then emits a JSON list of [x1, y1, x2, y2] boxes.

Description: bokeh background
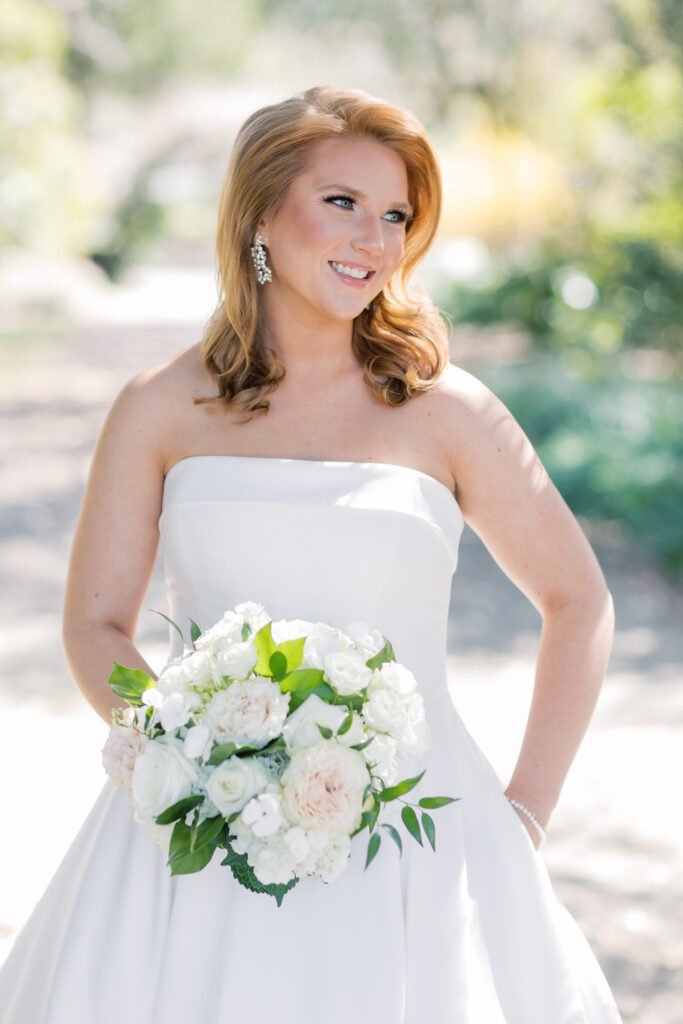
[[1, 1, 682, 1019]]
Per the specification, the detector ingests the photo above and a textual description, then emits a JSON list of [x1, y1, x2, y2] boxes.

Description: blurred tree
[[0, 0, 102, 256], [50, 0, 263, 97]]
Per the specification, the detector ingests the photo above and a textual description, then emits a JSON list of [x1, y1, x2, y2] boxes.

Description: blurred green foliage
[[0, 0, 101, 255], [475, 358, 683, 576]]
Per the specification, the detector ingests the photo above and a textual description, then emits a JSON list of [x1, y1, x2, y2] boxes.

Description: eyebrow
[[315, 183, 414, 217]]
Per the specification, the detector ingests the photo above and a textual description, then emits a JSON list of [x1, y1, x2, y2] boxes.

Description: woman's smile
[[328, 260, 377, 287]]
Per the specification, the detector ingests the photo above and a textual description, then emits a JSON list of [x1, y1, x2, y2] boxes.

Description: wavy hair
[[196, 85, 449, 420]]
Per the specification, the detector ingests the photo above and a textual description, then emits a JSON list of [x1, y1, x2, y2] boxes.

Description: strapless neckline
[[164, 454, 461, 514]]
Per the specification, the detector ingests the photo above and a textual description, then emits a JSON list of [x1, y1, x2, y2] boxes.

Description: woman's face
[[258, 135, 412, 324]]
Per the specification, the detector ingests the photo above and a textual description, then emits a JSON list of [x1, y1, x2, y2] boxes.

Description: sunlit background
[[1, 1, 682, 1019]]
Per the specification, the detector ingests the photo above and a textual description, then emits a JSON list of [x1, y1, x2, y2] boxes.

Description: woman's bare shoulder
[[427, 362, 511, 454], [101, 342, 213, 467]]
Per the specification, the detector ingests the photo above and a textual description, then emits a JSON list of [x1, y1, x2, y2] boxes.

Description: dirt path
[[1, 304, 681, 1021]]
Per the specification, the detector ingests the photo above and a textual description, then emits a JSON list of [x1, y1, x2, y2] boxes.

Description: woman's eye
[[385, 210, 409, 225], [325, 195, 354, 209]]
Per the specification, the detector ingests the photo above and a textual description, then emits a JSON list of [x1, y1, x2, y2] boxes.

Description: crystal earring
[[250, 232, 272, 285]]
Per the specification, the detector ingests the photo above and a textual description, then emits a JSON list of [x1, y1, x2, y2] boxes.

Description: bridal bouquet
[[102, 601, 458, 906]]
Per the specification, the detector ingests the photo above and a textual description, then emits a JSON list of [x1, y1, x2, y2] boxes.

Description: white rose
[[131, 738, 199, 819], [362, 688, 410, 742], [282, 693, 367, 752], [101, 724, 148, 794], [159, 692, 192, 733], [156, 662, 185, 697], [345, 621, 385, 659], [323, 650, 373, 695], [368, 662, 418, 698], [205, 756, 268, 818], [301, 624, 348, 669], [180, 650, 214, 687], [280, 740, 369, 837], [214, 641, 258, 682], [183, 724, 212, 761], [202, 679, 290, 749]]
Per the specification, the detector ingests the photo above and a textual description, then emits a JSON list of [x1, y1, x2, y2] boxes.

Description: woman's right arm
[[62, 369, 170, 725]]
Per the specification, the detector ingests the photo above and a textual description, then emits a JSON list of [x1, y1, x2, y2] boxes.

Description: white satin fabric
[[0, 456, 622, 1023]]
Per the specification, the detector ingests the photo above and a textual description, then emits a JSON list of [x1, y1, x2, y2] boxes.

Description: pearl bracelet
[[506, 797, 547, 848]]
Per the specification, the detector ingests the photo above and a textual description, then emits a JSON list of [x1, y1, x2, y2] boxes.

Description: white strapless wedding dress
[[0, 456, 622, 1023]]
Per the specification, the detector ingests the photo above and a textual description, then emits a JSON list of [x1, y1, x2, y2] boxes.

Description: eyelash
[[324, 194, 410, 225]]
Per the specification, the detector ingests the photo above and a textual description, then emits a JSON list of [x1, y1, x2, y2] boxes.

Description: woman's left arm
[[435, 366, 615, 846]]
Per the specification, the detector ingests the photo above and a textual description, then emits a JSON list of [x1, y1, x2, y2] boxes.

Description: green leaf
[[401, 805, 422, 846], [221, 838, 299, 906], [364, 831, 382, 870], [365, 637, 396, 669], [350, 736, 374, 752], [277, 637, 306, 671], [241, 622, 251, 641], [269, 651, 287, 680], [155, 794, 204, 825], [206, 742, 238, 766], [378, 770, 426, 802], [149, 609, 186, 647], [189, 619, 202, 645], [107, 662, 155, 706], [253, 621, 277, 675], [316, 724, 334, 739], [337, 711, 354, 735], [168, 820, 220, 874], [417, 796, 460, 808], [277, 668, 325, 693], [421, 811, 436, 851], [381, 823, 403, 856]]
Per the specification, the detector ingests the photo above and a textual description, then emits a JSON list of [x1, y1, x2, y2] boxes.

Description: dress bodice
[[158, 455, 464, 705]]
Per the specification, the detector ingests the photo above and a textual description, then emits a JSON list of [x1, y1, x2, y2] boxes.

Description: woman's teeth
[[330, 261, 370, 279]]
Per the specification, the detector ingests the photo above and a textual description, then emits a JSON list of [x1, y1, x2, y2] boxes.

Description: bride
[[0, 86, 622, 1022]]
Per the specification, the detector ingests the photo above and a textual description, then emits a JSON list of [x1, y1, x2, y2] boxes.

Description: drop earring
[[250, 232, 272, 285]]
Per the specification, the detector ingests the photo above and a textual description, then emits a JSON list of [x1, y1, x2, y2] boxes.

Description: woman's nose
[[352, 216, 384, 257]]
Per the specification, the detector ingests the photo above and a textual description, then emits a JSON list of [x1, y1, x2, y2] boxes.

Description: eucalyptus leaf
[[337, 711, 354, 735], [317, 724, 334, 739], [364, 832, 382, 870], [378, 770, 426, 802], [381, 823, 403, 856], [189, 619, 202, 645], [421, 811, 436, 851], [401, 805, 422, 846], [149, 609, 186, 647], [241, 622, 252, 640], [350, 736, 374, 752], [418, 796, 460, 808]]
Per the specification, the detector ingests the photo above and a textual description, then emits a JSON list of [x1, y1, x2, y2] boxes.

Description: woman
[[0, 86, 621, 1022]]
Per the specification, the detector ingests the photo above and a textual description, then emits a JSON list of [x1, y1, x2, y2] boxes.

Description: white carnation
[[315, 833, 352, 883]]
